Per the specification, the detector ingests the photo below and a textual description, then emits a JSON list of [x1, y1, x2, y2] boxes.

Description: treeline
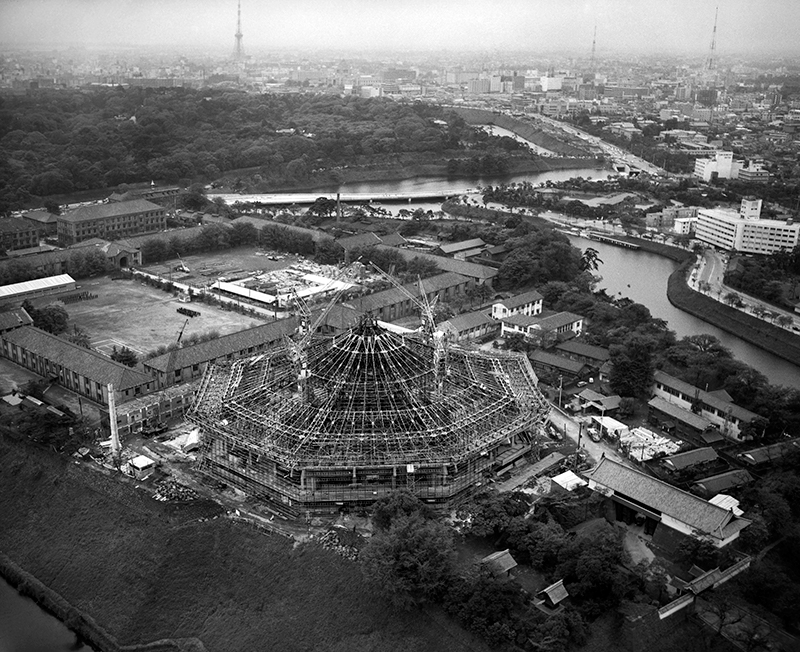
[[446, 153, 510, 176], [482, 181, 644, 224], [0, 89, 529, 212], [724, 246, 800, 307], [360, 490, 679, 651]]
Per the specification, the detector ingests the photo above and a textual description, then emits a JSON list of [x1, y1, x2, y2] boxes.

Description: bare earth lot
[[143, 248, 299, 286], [66, 276, 264, 357]]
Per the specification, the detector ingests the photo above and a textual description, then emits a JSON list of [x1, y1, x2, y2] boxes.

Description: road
[[691, 249, 800, 331], [547, 406, 627, 466], [529, 113, 666, 176]]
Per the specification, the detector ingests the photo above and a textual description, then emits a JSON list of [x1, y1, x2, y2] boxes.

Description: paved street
[[691, 249, 800, 331], [547, 406, 627, 466]]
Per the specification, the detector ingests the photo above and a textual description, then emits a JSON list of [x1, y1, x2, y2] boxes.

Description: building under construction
[[188, 308, 549, 513]]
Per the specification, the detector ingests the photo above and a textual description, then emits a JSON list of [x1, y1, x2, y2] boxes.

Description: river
[[0, 575, 89, 652], [566, 235, 800, 388], [211, 166, 612, 215]]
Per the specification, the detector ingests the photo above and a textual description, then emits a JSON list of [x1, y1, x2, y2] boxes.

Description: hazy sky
[[1, 0, 799, 55]]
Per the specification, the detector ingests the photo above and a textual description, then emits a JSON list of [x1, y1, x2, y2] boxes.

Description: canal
[[567, 235, 800, 388], [0, 575, 89, 652]]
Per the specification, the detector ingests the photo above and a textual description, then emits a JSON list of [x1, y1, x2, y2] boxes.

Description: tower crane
[[369, 264, 449, 393]]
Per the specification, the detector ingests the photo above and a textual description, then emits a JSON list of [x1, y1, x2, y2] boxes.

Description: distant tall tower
[[234, 1, 243, 60], [590, 24, 597, 81], [705, 6, 718, 72]]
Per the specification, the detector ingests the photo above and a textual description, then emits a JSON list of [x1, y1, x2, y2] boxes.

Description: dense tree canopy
[[0, 89, 534, 212]]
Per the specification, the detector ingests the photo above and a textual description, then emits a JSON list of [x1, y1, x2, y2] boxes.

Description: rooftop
[[438, 238, 486, 255], [661, 447, 719, 472], [586, 456, 748, 542], [528, 350, 586, 374], [496, 289, 544, 310], [377, 245, 497, 281], [2, 326, 152, 391], [648, 396, 713, 432], [692, 470, 754, 496], [0, 274, 76, 300], [144, 318, 298, 373], [60, 199, 163, 223], [553, 340, 610, 361]]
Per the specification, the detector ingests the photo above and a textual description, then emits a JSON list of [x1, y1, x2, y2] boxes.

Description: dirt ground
[[142, 248, 300, 286], [64, 276, 265, 357]]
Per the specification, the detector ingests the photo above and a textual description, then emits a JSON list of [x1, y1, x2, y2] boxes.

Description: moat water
[[0, 576, 90, 651], [566, 235, 800, 388]]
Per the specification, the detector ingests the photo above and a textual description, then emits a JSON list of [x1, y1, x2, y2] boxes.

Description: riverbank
[[34, 156, 598, 210], [0, 552, 205, 652], [667, 259, 800, 372], [219, 155, 597, 194], [452, 107, 594, 158]]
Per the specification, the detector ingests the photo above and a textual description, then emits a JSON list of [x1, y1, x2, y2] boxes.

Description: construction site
[[188, 280, 550, 513]]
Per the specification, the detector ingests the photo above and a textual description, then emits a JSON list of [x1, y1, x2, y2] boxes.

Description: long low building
[[143, 318, 298, 388], [1, 325, 154, 405], [343, 272, 472, 323], [652, 371, 757, 441], [586, 456, 750, 550], [0, 274, 76, 306]]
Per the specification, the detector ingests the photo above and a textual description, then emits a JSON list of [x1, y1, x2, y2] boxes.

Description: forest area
[[0, 88, 541, 213]]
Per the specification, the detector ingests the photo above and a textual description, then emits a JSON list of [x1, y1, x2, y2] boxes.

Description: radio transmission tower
[[590, 24, 597, 81], [705, 6, 718, 72], [234, 1, 244, 60]]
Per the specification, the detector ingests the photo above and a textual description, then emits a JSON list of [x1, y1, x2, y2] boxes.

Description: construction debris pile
[[153, 479, 199, 502], [315, 529, 360, 561]]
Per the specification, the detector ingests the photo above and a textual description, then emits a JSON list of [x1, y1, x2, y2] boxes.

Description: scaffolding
[[188, 314, 549, 512]]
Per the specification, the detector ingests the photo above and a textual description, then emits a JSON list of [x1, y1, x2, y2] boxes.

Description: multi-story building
[[1, 325, 154, 406], [491, 290, 543, 320], [736, 160, 770, 183], [652, 370, 758, 441], [694, 151, 741, 182], [0, 217, 42, 251], [695, 198, 800, 255], [57, 199, 165, 246]]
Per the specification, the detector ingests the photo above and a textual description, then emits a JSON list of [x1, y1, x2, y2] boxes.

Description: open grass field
[[0, 436, 491, 652], [64, 276, 265, 357]]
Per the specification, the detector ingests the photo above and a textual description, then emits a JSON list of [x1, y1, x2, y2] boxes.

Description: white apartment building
[[695, 198, 800, 255], [694, 151, 742, 182]]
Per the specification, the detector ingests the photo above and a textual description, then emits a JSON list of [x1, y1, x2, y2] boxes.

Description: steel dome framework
[[188, 314, 549, 512]]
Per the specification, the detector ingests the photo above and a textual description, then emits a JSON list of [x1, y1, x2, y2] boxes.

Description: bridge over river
[[209, 190, 472, 206]]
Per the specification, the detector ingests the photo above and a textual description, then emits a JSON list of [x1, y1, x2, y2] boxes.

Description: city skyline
[[1, 0, 800, 56]]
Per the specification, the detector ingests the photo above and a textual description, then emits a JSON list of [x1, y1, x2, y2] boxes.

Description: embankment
[[452, 107, 594, 158], [667, 259, 800, 370], [0, 552, 206, 652]]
